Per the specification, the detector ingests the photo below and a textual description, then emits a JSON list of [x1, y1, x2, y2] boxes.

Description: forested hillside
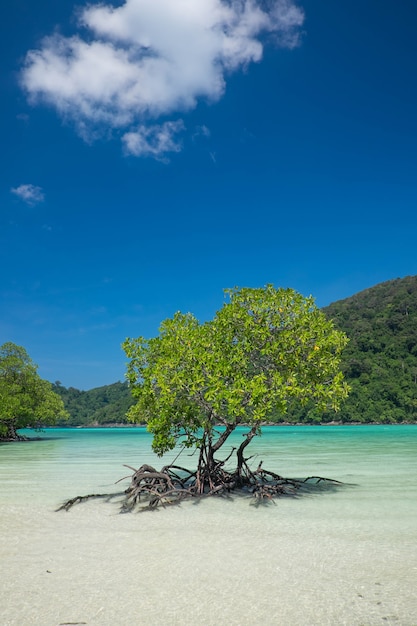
[[287, 275, 417, 423], [53, 381, 135, 426], [322, 275, 417, 423]]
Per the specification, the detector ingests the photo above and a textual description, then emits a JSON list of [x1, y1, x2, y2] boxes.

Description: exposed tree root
[[57, 456, 349, 512], [56, 492, 124, 511]]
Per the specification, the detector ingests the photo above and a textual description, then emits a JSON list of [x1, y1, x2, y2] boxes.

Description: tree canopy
[[0, 342, 68, 440], [123, 286, 349, 499]]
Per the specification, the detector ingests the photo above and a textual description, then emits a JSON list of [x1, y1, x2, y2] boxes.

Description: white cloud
[[11, 184, 45, 205], [122, 120, 185, 160], [21, 0, 304, 159]]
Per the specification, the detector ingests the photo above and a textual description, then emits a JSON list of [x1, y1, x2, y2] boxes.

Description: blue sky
[[1, 0, 417, 390]]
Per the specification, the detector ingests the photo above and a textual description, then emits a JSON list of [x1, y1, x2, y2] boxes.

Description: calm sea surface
[[1, 425, 417, 625]]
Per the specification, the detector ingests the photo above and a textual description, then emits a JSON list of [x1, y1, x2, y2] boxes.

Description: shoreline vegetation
[[59, 285, 351, 511]]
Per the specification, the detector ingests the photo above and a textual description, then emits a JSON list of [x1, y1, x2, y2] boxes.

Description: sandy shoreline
[[2, 485, 417, 626]]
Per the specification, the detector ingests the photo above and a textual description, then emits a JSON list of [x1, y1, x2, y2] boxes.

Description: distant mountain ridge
[[55, 276, 417, 425]]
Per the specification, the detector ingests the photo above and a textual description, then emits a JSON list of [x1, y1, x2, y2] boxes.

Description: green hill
[[321, 275, 417, 423], [53, 381, 135, 426]]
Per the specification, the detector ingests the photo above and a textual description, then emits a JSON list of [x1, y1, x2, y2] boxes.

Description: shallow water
[[1, 426, 417, 626]]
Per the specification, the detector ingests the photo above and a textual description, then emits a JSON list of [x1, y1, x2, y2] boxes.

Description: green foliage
[[124, 285, 349, 455], [52, 381, 135, 426], [290, 276, 417, 423], [0, 342, 68, 439]]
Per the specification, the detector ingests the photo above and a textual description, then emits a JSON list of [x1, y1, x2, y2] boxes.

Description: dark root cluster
[[57, 454, 345, 512]]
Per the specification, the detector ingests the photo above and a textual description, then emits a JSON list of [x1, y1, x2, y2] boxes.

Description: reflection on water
[[1, 426, 417, 625]]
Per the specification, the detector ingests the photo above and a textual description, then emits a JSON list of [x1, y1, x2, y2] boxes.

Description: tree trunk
[[205, 423, 235, 469], [236, 425, 258, 485], [194, 424, 238, 493]]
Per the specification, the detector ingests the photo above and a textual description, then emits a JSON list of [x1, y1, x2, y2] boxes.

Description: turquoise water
[[2, 425, 416, 501], [1, 426, 417, 625]]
